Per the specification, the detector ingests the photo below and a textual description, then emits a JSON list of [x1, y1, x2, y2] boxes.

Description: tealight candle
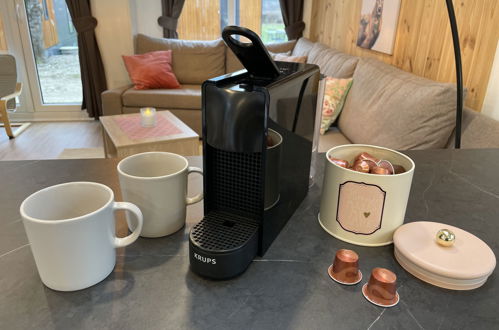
[[140, 107, 157, 127]]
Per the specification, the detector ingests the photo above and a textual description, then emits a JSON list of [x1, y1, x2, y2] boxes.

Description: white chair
[[0, 54, 30, 138]]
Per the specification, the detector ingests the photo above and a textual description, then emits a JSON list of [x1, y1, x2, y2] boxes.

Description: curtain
[[65, 0, 107, 119], [279, 0, 305, 40], [158, 0, 186, 39]]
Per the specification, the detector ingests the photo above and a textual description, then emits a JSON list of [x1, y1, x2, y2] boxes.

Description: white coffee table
[[100, 110, 199, 158]]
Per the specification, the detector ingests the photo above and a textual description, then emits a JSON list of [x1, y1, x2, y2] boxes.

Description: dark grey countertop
[[1, 149, 498, 329]]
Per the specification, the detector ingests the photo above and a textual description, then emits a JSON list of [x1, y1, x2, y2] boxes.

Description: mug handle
[[112, 202, 143, 248], [186, 166, 204, 205]]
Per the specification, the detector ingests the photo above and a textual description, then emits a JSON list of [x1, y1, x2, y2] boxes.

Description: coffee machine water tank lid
[[222, 26, 280, 80]]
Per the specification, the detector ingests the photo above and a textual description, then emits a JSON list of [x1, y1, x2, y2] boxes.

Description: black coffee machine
[[189, 26, 320, 279]]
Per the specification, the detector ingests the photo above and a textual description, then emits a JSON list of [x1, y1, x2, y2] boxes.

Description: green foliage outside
[[261, 23, 287, 44]]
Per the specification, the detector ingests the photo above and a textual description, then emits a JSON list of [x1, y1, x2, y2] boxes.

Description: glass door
[[1, 0, 84, 114], [0, 6, 34, 113]]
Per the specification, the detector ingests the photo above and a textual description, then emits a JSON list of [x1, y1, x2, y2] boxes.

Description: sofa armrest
[[101, 85, 133, 116]]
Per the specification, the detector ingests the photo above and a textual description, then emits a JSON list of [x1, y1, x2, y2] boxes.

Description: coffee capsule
[[329, 156, 349, 168], [371, 166, 391, 175], [376, 160, 395, 174], [362, 268, 400, 307], [328, 249, 362, 285], [393, 164, 406, 174], [266, 135, 274, 147], [355, 152, 380, 164], [352, 159, 371, 173]]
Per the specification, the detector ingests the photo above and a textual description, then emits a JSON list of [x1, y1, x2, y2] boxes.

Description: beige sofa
[[102, 35, 499, 149], [290, 38, 499, 151], [101, 34, 295, 135]]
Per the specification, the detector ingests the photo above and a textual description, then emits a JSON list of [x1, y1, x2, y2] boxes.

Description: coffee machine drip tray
[[189, 211, 259, 279]]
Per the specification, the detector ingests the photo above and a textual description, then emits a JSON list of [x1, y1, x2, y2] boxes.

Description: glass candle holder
[[140, 107, 157, 127]]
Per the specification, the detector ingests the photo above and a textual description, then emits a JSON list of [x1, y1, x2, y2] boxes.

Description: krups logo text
[[194, 253, 216, 265]]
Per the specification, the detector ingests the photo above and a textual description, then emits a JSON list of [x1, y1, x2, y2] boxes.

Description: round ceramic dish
[[394, 221, 496, 290]]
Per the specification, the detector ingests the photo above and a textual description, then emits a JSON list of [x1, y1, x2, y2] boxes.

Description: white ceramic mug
[[117, 152, 203, 238], [20, 182, 143, 291]]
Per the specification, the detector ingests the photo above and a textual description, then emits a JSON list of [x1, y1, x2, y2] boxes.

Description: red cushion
[[122, 50, 180, 90]]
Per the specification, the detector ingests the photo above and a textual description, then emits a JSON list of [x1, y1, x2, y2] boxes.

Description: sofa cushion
[[266, 40, 297, 54], [225, 40, 297, 74], [135, 34, 225, 85], [122, 50, 180, 90], [269, 50, 291, 58], [320, 77, 353, 134], [307, 42, 330, 63], [226, 50, 244, 73], [291, 37, 315, 57], [307, 45, 359, 78], [274, 53, 307, 63], [122, 84, 201, 110], [338, 58, 459, 150], [318, 127, 352, 152]]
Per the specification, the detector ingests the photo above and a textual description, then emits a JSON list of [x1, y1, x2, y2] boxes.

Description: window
[[178, 0, 286, 43], [260, 0, 286, 43]]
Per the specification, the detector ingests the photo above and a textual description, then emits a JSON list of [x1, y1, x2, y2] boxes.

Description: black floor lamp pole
[[445, 0, 463, 149]]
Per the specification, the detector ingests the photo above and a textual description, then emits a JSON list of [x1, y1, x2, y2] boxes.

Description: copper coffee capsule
[[329, 156, 349, 168], [352, 159, 371, 173], [266, 135, 274, 147], [393, 164, 406, 174], [355, 152, 380, 164], [371, 166, 391, 175], [362, 268, 400, 307], [376, 160, 395, 174], [328, 249, 362, 285]]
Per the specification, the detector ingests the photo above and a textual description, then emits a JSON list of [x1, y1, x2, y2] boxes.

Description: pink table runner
[[114, 113, 183, 140]]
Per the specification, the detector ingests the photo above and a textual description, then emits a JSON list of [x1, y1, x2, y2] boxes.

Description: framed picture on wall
[[356, 0, 401, 55]]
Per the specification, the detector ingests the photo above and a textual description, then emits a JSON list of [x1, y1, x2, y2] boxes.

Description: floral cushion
[[320, 77, 353, 135]]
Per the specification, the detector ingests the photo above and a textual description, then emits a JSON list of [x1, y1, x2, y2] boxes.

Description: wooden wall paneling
[[454, 0, 483, 107], [240, 0, 261, 35], [392, 0, 424, 72], [410, 0, 438, 77], [178, 0, 221, 40], [464, 1, 499, 111], [307, 0, 499, 111], [309, 0, 324, 42], [423, 1, 449, 79]]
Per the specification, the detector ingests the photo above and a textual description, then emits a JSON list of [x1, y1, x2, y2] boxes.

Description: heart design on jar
[[364, 212, 371, 218]]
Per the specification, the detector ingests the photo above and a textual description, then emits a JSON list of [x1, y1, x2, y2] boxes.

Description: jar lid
[[393, 221, 496, 290]]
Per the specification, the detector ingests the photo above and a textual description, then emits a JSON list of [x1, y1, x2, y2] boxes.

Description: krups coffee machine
[[189, 26, 320, 279]]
